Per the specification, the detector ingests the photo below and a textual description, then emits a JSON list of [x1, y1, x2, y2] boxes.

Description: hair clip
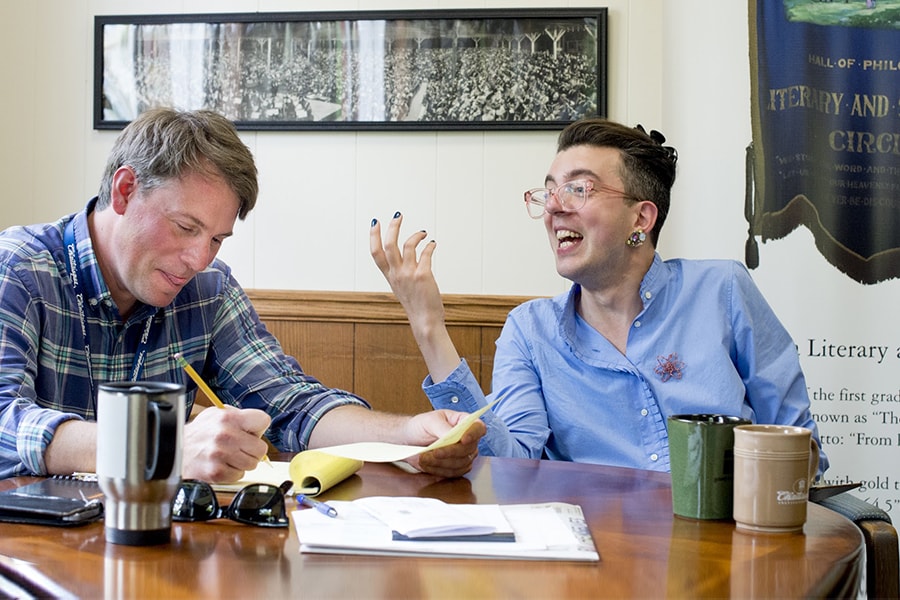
[[635, 124, 679, 165]]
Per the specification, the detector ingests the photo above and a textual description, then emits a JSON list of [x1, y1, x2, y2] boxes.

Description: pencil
[[173, 352, 272, 466]]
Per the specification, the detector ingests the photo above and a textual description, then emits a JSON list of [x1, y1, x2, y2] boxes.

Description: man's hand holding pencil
[[174, 353, 274, 483]]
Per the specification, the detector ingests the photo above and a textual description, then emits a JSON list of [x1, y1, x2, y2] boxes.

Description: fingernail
[[420, 229, 427, 234], [393, 211, 401, 219], [371, 218, 377, 227]]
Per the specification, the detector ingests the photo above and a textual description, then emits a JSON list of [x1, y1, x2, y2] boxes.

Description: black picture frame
[[94, 8, 607, 131]]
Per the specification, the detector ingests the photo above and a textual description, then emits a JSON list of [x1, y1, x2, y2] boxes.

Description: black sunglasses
[[172, 479, 293, 528]]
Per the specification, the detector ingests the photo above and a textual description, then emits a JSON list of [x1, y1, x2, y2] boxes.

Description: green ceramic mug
[[667, 414, 751, 520]]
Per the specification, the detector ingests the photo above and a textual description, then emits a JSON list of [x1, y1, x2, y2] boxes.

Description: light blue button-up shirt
[[424, 254, 828, 475]]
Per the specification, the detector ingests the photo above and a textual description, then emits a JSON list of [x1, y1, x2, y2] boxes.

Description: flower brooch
[[654, 353, 685, 382]]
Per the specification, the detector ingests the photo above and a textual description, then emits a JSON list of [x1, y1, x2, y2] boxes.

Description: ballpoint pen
[[297, 494, 339, 518], [173, 352, 272, 466]]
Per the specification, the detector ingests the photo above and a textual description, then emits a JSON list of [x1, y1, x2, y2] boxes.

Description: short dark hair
[[557, 118, 677, 246], [97, 108, 258, 219]]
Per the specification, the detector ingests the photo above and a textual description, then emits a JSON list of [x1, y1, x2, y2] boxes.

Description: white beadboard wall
[[0, 0, 751, 298]]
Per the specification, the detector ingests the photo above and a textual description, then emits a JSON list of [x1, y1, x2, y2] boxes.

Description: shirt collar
[[563, 252, 668, 312], [639, 253, 669, 307], [67, 197, 113, 307], [559, 252, 669, 351]]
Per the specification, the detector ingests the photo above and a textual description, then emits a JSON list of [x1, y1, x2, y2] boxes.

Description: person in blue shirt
[[0, 107, 483, 482], [370, 117, 827, 475]]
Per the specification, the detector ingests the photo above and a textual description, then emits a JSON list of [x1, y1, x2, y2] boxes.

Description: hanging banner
[[749, 0, 900, 516], [748, 0, 900, 284]]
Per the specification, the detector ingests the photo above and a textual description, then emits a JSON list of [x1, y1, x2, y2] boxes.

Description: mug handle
[[806, 438, 821, 494], [145, 400, 178, 481]]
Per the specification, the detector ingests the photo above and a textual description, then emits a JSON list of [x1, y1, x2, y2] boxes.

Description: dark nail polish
[[371, 218, 377, 227], [393, 211, 401, 219]]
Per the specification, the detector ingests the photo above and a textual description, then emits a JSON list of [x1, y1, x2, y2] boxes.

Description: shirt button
[[641, 408, 648, 416], [650, 453, 659, 462], [450, 396, 460, 404], [634, 321, 642, 328], [644, 291, 652, 299]]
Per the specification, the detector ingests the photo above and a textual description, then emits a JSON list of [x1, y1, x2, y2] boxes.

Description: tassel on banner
[[744, 142, 759, 270]]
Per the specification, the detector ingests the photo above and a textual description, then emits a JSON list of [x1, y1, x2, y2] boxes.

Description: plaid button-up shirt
[[0, 199, 368, 477]]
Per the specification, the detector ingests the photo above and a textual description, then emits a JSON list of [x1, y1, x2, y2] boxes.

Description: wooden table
[[0, 456, 863, 598]]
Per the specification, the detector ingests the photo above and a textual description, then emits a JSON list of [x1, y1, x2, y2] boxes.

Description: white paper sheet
[[293, 499, 599, 562]]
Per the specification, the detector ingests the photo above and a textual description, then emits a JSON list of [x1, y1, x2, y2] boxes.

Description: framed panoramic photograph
[[94, 9, 607, 131]]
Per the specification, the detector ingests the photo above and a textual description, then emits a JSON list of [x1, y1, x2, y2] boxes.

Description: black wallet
[[0, 478, 104, 526]]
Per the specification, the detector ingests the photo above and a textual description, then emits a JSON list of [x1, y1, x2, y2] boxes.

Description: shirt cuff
[[422, 359, 508, 457], [18, 411, 84, 476], [275, 390, 370, 453], [423, 359, 485, 411]]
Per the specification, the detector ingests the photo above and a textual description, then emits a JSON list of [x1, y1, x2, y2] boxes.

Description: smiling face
[[94, 166, 239, 318], [542, 145, 654, 289]]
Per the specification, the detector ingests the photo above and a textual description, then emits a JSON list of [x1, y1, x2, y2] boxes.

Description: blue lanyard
[[63, 218, 155, 408]]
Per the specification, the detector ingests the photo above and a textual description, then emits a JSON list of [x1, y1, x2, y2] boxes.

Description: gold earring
[[626, 228, 646, 248]]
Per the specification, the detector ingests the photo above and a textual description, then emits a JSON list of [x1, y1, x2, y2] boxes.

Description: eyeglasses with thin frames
[[523, 179, 639, 219], [172, 479, 293, 528]]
